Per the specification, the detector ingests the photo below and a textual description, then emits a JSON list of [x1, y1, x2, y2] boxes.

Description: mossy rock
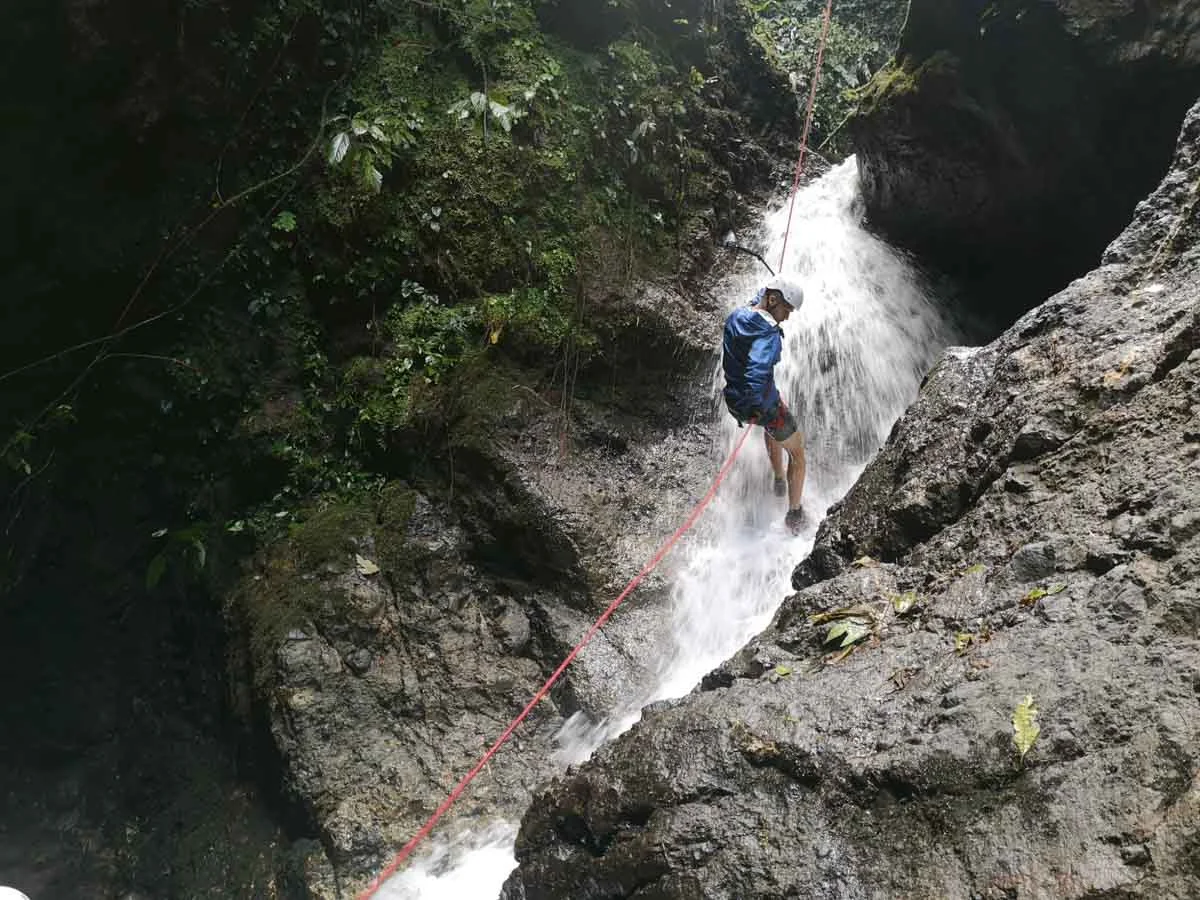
[[847, 50, 961, 117], [374, 480, 420, 577], [289, 502, 376, 570], [231, 482, 419, 690]]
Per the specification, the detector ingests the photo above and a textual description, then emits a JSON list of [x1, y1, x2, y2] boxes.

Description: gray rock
[[343, 648, 372, 676], [850, 0, 1200, 320], [502, 98, 1200, 900], [226, 288, 730, 894]]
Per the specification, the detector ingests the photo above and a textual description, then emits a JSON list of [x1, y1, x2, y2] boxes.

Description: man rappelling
[[721, 276, 807, 534]]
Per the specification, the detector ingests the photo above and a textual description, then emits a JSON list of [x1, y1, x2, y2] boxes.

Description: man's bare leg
[[765, 432, 786, 481], [779, 431, 807, 512]]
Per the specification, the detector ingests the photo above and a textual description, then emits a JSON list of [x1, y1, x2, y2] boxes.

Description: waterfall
[[380, 158, 959, 899]]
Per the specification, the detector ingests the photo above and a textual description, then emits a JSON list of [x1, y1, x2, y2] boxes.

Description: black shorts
[[727, 398, 798, 442]]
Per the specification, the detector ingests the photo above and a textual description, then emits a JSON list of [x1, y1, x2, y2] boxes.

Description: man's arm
[[744, 330, 782, 410]]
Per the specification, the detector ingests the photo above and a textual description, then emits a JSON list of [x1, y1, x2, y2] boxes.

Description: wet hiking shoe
[[784, 507, 805, 534], [773, 476, 787, 498]]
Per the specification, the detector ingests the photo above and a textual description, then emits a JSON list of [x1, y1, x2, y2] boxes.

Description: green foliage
[[2, 0, 810, 633], [385, 299, 482, 382], [482, 286, 588, 358], [847, 51, 960, 118], [448, 91, 524, 135], [1021, 584, 1066, 606], [747, 0, 899, 153], [145, 523, 211, 591], [825, 616, 872, 648], [326, 109, 426, 192]]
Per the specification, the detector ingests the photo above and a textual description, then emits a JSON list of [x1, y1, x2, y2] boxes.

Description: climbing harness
[[356, 5, 836, 893]]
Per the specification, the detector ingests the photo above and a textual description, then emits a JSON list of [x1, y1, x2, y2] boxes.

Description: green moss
[[848, 51, 960, 116], [113, 1, 803, 564], [441, 356, 528, 442], [289, 501, 374, 568], [375, 482, 419, 577], [747, 3, 904, 153], [233, 483, 423, 687]]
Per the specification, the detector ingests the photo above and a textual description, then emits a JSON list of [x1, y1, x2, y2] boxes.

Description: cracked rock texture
[[500, 98, 1200, 900]]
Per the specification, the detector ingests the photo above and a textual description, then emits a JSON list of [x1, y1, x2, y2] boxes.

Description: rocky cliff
[[499, 87, 1200, 900], [850, 0, 1200, 323], [225, 282, 736, 895], [0, 0, 799, 894]]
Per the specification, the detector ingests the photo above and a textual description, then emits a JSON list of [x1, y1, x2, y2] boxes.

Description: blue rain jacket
[[722, 304, 782, 415]]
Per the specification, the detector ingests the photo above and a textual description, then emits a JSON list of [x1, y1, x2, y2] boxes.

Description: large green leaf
[[145, 553, 168, 590]]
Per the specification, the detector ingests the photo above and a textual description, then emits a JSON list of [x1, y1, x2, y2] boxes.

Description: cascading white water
[[381, 158, 959, 899]]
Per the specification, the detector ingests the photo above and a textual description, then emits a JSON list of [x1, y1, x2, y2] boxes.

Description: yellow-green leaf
[[890, 592, 919, 615], [852, 556, 878, 568], [826, 617, 872, 649], [1021, 587, 1048, 606], [1023, 584, 1067, 606], [964, 563, 986, 576], [355, 554, 380, 576], [775, 665, 792, 677], [1012, 694, 1041, 760], [955, 632, 974, 654]]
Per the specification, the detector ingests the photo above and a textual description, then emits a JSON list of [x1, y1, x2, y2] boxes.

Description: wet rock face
[[225, 274, 729, 893], [850, 0, 1200, 324], [500, 101, 1200, 900], [227, 489, 572, 893]]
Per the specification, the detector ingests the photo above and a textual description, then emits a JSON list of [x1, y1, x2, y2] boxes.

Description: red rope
[[356, 425, 758, 898], [778, 0, 835, 273]]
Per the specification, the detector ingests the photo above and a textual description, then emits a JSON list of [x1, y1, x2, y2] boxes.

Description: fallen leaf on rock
[[775, 664, 793, 677], [826, 617, 872, 649], [1013, 694, 1041, 762], [809, 604, 877, 625], [955, 632, 974, 654], [890, 592, 919, 614], [355, 554, 381, 576], [1022, 584, 1066, 606], [852, 556, 879, 568], [1022, 587, 1048, 606]]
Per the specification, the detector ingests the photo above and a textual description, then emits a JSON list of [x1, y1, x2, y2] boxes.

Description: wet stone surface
[[500, 99, 1200, 900]]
